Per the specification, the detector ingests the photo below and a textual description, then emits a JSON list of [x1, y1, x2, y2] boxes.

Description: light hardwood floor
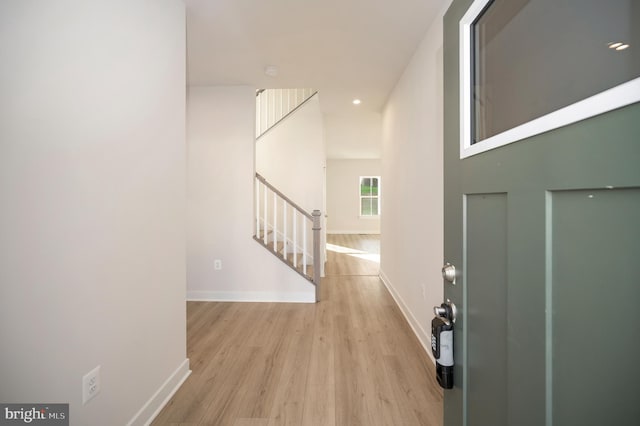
[[152, 235, 442, 426], [325, 234, 381, 277]]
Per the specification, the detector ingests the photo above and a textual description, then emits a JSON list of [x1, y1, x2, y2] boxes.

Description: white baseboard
[[187, 290, 315, 303], [127, 358, 191, 426], [379, 271, 435, 364], [326, 230, 381, 235]]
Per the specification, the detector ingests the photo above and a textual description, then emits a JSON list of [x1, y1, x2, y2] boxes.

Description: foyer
[[152, 235, 442, 425]]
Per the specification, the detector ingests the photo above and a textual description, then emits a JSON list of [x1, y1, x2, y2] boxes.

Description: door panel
[[551, 188, 640, 425], [444, 1, 640, 425], [466, 193, 508, 426]]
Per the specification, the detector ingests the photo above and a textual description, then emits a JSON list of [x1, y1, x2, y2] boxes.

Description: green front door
[[443, 1, 640, 425]]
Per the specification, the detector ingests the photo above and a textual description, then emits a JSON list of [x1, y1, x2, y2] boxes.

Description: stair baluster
[[255, 88, 318, 139], [254, 173, 321, 301]]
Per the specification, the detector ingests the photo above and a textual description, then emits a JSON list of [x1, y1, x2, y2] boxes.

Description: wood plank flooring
[[152, 234, 442, 426], [325, 234, 380, 276]]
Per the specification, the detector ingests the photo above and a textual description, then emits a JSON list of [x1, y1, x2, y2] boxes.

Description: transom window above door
[[460, 0, 640, 158]]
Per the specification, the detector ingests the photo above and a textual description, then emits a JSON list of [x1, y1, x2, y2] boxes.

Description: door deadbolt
[[442, 263, 457, 284]]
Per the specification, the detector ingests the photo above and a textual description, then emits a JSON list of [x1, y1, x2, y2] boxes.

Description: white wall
[[380, 2, 450, 361], [324, 111, 382, 159], [0, 1, 189, 425], [326, 159, 381, 234], [187, 86, 316, 303], [324, 102, 382, 235], [255, 95, 325, 214]]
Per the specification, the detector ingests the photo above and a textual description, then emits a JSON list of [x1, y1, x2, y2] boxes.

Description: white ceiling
[[184, 0, 446, 117]]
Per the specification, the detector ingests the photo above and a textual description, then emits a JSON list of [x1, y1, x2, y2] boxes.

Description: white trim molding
[[459, 0, 640, 159], [379, 271, 436, 365], [127, 359, 191, 426], [187, 290, 316, 303]]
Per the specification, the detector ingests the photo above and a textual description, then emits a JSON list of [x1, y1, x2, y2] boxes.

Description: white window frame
[[359, 176, 381, 218], [459, 0, 640, 159]]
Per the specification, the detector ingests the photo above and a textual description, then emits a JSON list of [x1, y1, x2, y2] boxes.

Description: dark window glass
[[473, 0, 640, 143]]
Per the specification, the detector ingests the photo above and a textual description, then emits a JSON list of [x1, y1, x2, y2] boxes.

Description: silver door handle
[[442, 263, 457, 284], [434, 306, 448, 317], [433, 299, 457, 323]]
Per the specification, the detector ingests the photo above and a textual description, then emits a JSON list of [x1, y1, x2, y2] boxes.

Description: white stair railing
[[254, 173, 321, 301], [255, 88, 317, 139]]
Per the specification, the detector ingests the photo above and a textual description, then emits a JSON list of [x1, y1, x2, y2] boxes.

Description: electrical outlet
[[82, 366, 101, 404], [214, 259, 222, 270]]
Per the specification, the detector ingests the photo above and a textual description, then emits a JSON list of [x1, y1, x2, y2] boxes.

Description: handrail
[[255, 173, 312, 220], [254, 174, 322, 301], [256, 90, 318, 140]]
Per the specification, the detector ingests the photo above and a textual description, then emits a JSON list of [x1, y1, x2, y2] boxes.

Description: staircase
[[254, 88, 323, 302], [256, 88, 318, 139]]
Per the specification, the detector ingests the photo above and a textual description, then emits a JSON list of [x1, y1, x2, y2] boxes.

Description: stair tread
[[253, 235, 315, 283]]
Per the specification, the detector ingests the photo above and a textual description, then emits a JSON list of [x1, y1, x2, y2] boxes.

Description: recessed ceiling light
[[352, 99, 361, 105], [608, 42, 623, 49], [264, 65, 278, 77], [616, 44, 630, 51]]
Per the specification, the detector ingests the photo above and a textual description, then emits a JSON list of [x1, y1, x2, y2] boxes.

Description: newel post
[[312, 210, 322, 302]]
